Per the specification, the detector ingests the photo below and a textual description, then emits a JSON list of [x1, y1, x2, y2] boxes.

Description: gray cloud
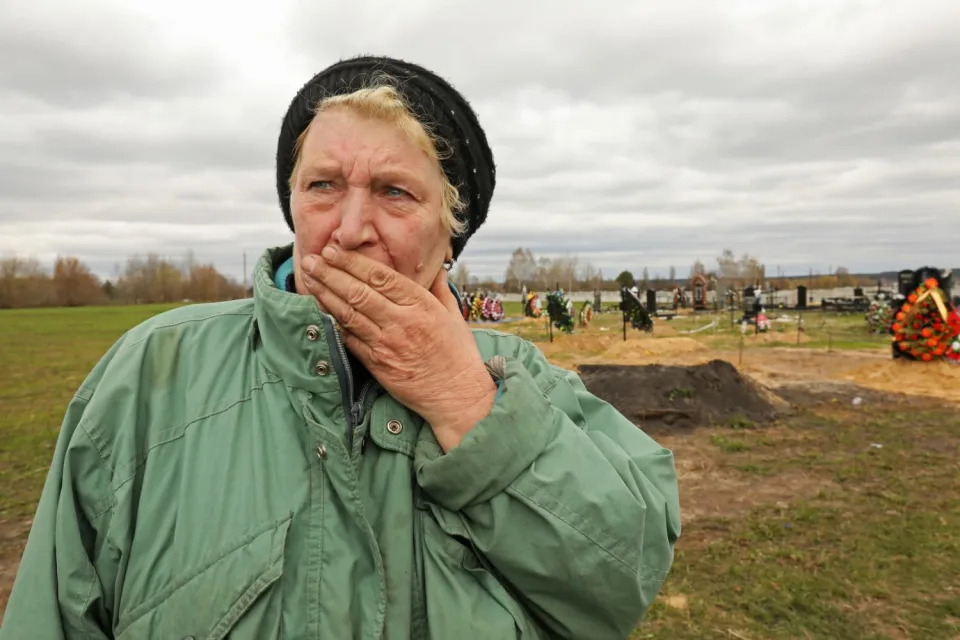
[[0, 4, 225, 108], [27, 125, 274, 171], [2, 0, 959, 284]]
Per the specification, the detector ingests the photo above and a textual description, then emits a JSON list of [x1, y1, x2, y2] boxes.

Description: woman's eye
[[309, 180, 334, 191], [385, 186, 410, 198]]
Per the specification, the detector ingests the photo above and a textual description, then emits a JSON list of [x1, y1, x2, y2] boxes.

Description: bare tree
[[716, 249, 764, 288], [551, 255, 578, 291], [578, 261, 598, 289], [0, 256, 23, 308], [182, 249, 197, 277], [0, 256, 54, 308], [118, 254, 184, 303], [535, 257, 552, 290], [716, 249, 739, 283], [835, 266, 855, 287], [1, 252, 246, 308], [503, 248, 537, 293], [53, 257, 104, 306], [452, 261, 470, 290], [182, 264, 244, 301]]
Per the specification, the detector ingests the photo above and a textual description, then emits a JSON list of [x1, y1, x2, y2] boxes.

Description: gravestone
[[742, 287, 758, 317], [898, 270, 915, 296], [691, 274, 708, 311], [797, 285, 808, 309]]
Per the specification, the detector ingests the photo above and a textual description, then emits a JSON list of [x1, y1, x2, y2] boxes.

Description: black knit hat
[[276, 56, 495, 259]]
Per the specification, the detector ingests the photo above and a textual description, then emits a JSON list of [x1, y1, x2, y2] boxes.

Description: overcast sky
[[1, 0, 958, 282]]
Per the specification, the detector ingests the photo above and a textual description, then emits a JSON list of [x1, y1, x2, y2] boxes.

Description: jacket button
[[316, 444, 328, 461], [315, 360, 330, 376], [306, 325, 320, 341], [386, 420, 403, 435]]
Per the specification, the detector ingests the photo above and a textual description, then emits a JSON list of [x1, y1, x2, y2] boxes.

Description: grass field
[[633, 391, 960, 639], [0, 304, 182, 521], [1, 303, 957, 638]]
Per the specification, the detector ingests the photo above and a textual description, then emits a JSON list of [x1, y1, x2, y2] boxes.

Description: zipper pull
[[351, 401, 362, 427]]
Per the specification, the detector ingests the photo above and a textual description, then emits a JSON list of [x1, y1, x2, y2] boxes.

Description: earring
[[443, 259, 454, 271]]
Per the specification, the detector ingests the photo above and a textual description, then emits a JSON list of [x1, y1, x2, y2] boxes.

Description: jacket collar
[[252, 244, 346, 397]]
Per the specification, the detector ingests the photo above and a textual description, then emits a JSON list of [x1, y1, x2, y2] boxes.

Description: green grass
[[634, 398, 960, 639], [726, 414, 758, 430], [697, 310, 891, 352], [501, 300, 524, 317], [0, 304, 182, 519], [710, 433, 752, 453]]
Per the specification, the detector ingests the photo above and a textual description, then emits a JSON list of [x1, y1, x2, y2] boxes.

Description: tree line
[[496, 248, 604, 293], [1, 246, 876, 309], [494, 247, 871, 295], [0, 252, 246, 309]]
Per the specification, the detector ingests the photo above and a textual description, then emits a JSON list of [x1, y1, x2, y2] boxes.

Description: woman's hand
[[301, 246, 496, 451]]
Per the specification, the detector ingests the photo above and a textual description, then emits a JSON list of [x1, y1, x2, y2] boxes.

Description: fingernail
[[302, 255, 316, 272], [321, 245, 337, 261]]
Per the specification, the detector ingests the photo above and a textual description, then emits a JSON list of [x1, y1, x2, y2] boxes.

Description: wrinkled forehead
[[298, 108, 442, 178], [298, 112, 443, 199]]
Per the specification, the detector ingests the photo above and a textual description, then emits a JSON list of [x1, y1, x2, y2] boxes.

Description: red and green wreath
[[891, 278, 960, 362]]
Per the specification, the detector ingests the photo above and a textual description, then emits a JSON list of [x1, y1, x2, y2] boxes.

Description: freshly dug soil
[[578, 359, 788, 432]]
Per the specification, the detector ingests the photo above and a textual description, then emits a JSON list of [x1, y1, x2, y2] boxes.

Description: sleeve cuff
[[414, 357, 562, 511]]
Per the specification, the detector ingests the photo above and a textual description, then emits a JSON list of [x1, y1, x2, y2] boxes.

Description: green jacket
[[1, 246, 681, 639]]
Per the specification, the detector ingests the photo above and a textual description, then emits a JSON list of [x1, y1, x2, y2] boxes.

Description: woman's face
[[289, 108, 452, 294]]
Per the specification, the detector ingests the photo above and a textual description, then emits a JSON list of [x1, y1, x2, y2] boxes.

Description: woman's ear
[[443, 243, 454, 270]]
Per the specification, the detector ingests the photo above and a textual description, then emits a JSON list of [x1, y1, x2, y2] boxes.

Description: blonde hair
[[288, 81, 466, 237]]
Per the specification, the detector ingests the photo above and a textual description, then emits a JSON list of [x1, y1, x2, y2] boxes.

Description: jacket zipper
[[322, 316, 357, 445], [353, 380, 375, 453], [319, 316, 380, 449], [355, 381, 373, 423]]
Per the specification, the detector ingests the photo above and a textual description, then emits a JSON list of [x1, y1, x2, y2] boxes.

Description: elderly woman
[[1, 57, 680, 639]]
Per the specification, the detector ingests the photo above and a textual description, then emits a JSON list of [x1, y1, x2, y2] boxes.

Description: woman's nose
[[333, 189, 376, 249]]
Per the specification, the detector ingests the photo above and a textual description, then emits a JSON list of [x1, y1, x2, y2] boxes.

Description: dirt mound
[[836, 359, 960, 403], [652, 322, 679, 337], [598, 337, 706, 361], [579, 360, 788, 432]]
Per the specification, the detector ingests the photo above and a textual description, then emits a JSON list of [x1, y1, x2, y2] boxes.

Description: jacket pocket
[[115, 515, 291, 640], [418, 505, 545, 640]]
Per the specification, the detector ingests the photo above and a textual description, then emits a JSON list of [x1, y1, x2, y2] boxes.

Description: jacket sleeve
[[0, 355, 119, 639], [415, 340, 681, 639]]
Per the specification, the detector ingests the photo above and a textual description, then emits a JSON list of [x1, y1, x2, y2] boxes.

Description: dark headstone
[[898, 270, 915, 296], [743, 287, 758, 316], [912, 266, 951, 299]]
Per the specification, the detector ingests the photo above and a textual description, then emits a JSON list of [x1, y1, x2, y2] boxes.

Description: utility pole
[[243, 251, 248, 293]]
